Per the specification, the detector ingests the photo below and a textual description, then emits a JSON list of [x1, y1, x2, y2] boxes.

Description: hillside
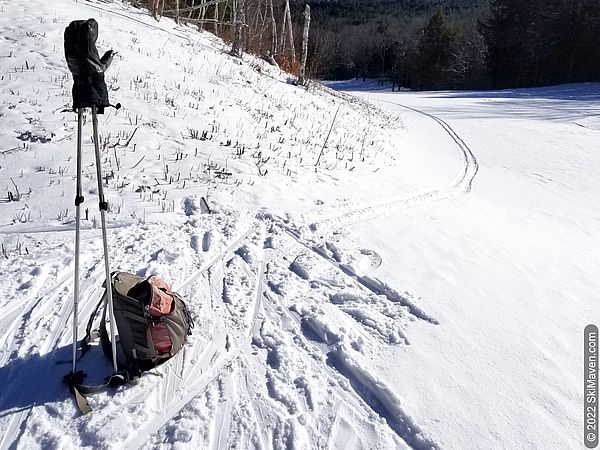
[[0, 0, 440, 448]]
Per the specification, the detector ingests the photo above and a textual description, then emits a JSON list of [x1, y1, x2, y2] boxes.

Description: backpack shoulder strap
[[82, 295, 105, 344], [98, 296, 114, 364]]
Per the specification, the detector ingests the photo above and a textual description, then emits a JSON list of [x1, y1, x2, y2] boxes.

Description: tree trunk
[[188, 0, 196, 20], [280, 0, 288, 56], [298, 5, 310, 85], [230, 0, 246, 57], [219, 1, 228, 34], [285, 0, 295, 63], [199, 0, 206, 31], [152, 0, 160, 20], [175, 0, 180, 24], [213, 3, 218, 34], [268, 0, 277, 56]]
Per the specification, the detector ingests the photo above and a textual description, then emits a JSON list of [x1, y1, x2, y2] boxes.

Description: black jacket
[[64, 19, 114, 113]]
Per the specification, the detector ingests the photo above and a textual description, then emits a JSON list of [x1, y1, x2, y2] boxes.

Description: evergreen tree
[[480, 0, 600, 87], [414, 9, 457, 89]]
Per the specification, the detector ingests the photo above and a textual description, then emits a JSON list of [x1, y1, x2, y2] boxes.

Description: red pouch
[[147, 275, 174, 317], [150, 322, 172, 355]]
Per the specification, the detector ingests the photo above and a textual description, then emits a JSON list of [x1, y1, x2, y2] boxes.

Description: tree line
[[130, 0, 304, 72], [128, 0, 600, 90], [307, 0, 600, 89]]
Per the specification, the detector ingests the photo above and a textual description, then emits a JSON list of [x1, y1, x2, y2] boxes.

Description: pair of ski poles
[[71, 105, 118, 375]]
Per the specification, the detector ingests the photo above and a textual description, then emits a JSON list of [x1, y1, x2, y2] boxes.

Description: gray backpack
[[82, 272, 194, 379], [89, 272, 194, 375], [64, 272, 193, 413]]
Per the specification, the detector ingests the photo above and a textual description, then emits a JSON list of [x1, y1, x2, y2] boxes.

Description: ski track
[[392, 101, 479, 194], [325, 347, 438, 450], [174, 225, 259, 293], [242, 366, 271, 450], [120, 223, 268, 449], [301, 99, 479, 232], [0, 221, 136, 236], [261, 289, 438, 449], [0, 258, 105, 450], [0, 206, 440, 449], [211, 371, 234, 450], [283, 227, 438, 326]]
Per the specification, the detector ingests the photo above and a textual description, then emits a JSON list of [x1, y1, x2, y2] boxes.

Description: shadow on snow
[[0, 344, 113, 417]]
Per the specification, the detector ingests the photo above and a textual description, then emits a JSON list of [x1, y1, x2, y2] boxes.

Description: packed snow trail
[[299, 96, 479, 233], [386, 101, 479, 194]]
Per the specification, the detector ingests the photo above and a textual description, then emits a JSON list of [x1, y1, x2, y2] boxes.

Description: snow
[[1, 0, 598, 448]]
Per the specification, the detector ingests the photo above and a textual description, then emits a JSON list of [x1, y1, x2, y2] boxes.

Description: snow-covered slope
[[1, 0, 598, 449]]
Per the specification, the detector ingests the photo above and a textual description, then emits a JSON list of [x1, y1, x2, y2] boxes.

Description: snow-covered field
[[1, 0, 598, 448]]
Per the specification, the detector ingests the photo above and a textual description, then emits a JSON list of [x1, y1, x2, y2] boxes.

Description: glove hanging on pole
[[64, 18, 117, 114]]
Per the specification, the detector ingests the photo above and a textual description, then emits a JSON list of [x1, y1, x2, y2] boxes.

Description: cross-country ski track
[[297, 100, 479, 233], [0, 203, 444, 448]]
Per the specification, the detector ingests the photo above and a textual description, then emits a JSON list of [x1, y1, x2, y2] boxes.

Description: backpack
[[65, 272, 194, 413], [91, 272, 194, 374]]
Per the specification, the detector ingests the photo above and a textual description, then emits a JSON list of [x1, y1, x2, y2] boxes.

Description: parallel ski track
[[391, 100, 479, 194], [261, 289, 437, 449], [0, 260, 105, 450], [282, 227, 438, 326], [122, 223, 268, 449], [242, 369, 270, 450], [0, 221, 135, 236], [301, 99, 479, 231], [211, 370, 235, 450]]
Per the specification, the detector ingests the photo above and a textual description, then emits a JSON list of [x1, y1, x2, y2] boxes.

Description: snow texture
[[0, 0, 598, 449]]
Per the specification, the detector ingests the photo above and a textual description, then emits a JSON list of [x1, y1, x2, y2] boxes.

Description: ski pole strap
[[63, 370, 130, 415], [75, 373, 128, 395], [99, 296, 114, 363], [85, 295, 105, 340], [72, 385, 93, 414], [63, 370, 92, 415]]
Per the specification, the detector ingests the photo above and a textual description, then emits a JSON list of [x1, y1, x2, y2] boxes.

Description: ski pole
[[72, 108, 84, 374], [91, 105, 119, 373]]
